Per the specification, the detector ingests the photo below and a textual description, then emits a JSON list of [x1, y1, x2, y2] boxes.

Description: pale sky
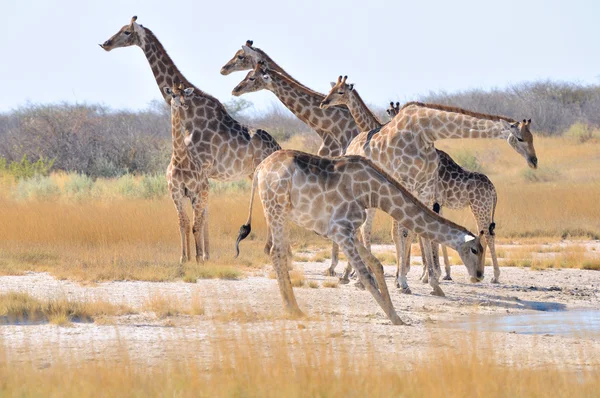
[[1, 0, 598, 113]]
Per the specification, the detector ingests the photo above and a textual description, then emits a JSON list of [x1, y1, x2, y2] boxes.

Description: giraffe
[[321, 76, 537, 295], [387, 102, 500, 284], [100, 17, 281, 261], [230, 61, 363, 273], [163, 84, 206, 265], [235, 150, 485, 323], [221, 40, 293, 79]]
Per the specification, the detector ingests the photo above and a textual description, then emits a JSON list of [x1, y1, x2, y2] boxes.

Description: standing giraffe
[[163, 84, 206, 265], [231, 61, 363, 272], [235, 150, 485, 322], [321, 76, 537, 295], [387, 102, 500, 284], [100, 17, 281, 262]]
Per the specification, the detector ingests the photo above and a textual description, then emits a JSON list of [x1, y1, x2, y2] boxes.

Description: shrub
[[521, 167, 561, 183], [565, 122, 597, 143], [115, 174, 140, 198], [14, 176, 61, 200], [140, 174, 167, 199], [453, 150, 485, 173], [0, 155, 55, 180], [64, 174, 94, 199]]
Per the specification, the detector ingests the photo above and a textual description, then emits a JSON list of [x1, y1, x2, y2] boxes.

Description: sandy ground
[[1, 241, 599, 371]]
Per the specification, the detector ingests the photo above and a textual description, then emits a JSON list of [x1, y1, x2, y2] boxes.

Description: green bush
[[521, 167, 561, 183], [64, 174, 95, 200], [115, 174, 140, 198], [0, 155, 55, 180], [565, 122, 597, 143], [140, 174, 168, 199], [453, 150, 485, 173], [14, 176, 61, 201]]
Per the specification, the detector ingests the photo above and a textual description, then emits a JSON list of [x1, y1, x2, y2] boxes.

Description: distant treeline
[[0, 80, 597, 177]]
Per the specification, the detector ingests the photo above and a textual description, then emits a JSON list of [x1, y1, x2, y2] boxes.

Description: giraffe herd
[[100, 16, 538, 324]]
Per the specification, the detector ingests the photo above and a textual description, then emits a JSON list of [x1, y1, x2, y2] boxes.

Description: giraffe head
[[506, 119, 538, 169], [319, 76, 354, 109], [163, 83, 195, 111], [231, 61, 274, 96], [220, 40, 261, 75], [386, 102, 401, 118], [457, 231, 486, 282], [100, 16, 145, 51]]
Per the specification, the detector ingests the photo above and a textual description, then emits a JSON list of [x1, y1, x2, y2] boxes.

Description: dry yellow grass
[[0, 136, 597, 282], [322, 279, 339, 288], [0, 327, 598, 397], [0, 291, 134, 325]]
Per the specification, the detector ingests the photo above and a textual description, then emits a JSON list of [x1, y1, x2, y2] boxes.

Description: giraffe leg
[[170, 191, 191, 266], [323, 242, 339, 277], [360, 209, 376, 252], [268, 209, 304, 317], [191, 182, 209, 264], [442, 245, 452, 280], [421, 237, 445, 297], [202, 207, 210, 261], [488, 233, 500, 283], [338, 234, 404, 325], [419, 236, 429, 283], [393, 222, 414, 294], [264, 225, 272, 255]]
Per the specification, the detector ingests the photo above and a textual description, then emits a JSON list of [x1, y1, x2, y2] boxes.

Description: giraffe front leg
[[191, 182, 209, 264], [360, 209, 376, 252], [202, 207, 210, 261], [170, 191, 191, 266], [338, 234, 404, 325], [393, 222, 413, 294], [419, 236, 429, 283], [442, 245, 452, 280], [323, 242, 339, 277], [488, 234, 500, 283], [422, 237, 445, 297]]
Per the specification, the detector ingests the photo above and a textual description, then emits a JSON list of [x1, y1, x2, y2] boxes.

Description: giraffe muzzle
[[319, 100, 330, 109], [100, 40, 113, 51]]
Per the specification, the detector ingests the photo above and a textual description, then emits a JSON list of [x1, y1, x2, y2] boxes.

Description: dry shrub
[[322, 279, 339, 288]]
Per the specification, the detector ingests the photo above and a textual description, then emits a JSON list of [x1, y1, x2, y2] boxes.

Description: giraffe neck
[[250, 48, 292, 79], [270, 72, 359, 150], [170, 107, 188, 163], [346, 90, 383, 131], [369, 171, 474, 249], [401, 105, 511, 142], [138, 27, 195, 103], [178, 95, 243, 142]]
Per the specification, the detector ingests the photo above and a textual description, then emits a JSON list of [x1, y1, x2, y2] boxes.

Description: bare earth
[[1, 241, 599, 371]]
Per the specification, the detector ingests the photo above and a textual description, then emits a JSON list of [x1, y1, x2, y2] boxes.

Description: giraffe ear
[[241, 45, 259, 58], [330, 82, 337, 88], [163, 86, 173, 95], [183, 88, 194, 96], [348, 83, 355, 91]]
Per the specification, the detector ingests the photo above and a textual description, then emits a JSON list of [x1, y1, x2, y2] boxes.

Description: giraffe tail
[[235, 170, 259, 258], [489, 187, 498, 236]]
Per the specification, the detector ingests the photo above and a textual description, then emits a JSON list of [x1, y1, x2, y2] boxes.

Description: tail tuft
[[432, 202, 441, 214], [489, 222, 496, 236], [235, 223, 252, 258]]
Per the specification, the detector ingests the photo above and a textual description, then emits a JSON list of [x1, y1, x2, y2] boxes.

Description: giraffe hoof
[[203, 254, 210, 261], [338, 277, 350, 285], [323, 268, 336, 277], [402, 287, 412, 295], [421, 277, 429, 284], [354, 281, 365, 290], [491, 277, 500, 284], [430, 287, 445, 297], [443, 275, 452, 281]]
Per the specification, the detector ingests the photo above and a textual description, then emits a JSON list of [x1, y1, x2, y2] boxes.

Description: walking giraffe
[[235, 150, 485, 322], [230, 60, 363, 271], [387, 102, 500, 284], [100, 17, 281, 262], [321, 76, 537, 295]]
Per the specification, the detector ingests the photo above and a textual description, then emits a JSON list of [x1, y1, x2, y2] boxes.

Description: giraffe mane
[[143, 27, 230, 116], [266, 68, 328, 99], [400, 101, 516, 123], [351, 88, 384, 126]]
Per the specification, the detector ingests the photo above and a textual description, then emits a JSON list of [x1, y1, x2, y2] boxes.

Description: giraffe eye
[[338, 92, 344, 95], [237, 55, 245, 60], [124, 31, 131, 35], [249, 77, 256, 82], [470, 248, 478, 254], [516, 137, 524, 142]]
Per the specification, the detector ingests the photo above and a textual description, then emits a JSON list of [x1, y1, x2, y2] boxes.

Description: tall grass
[[0, 326, 597, 397]]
